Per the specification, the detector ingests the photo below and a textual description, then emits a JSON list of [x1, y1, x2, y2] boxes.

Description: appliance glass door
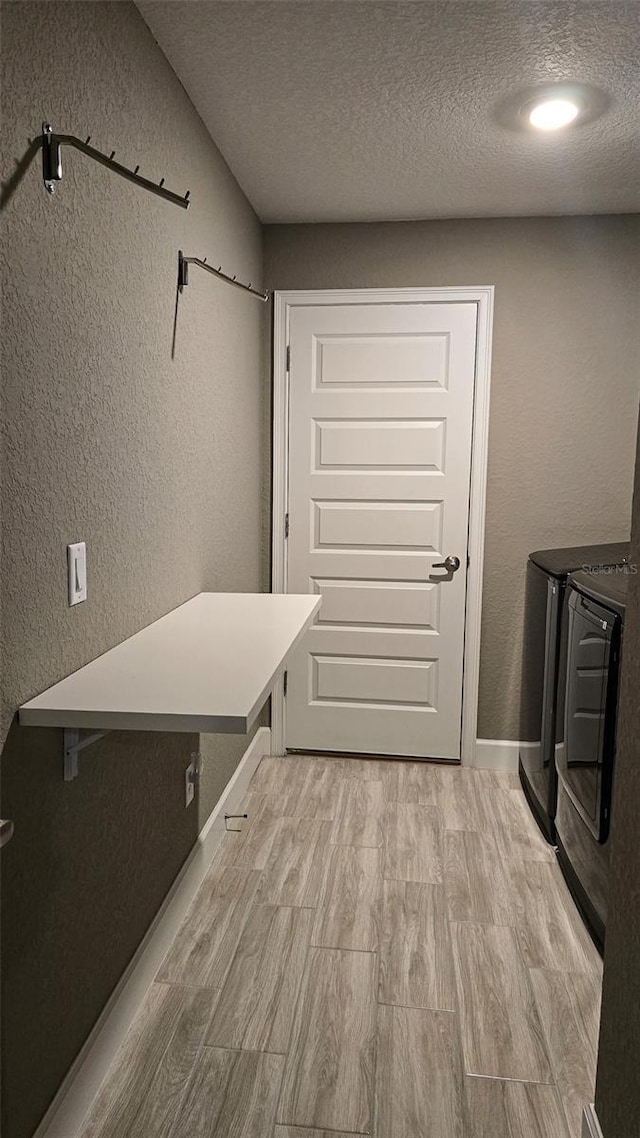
[[560, 591, 612, 838]]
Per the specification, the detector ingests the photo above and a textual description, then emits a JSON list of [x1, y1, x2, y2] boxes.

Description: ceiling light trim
[[496, 82, 611, 134]]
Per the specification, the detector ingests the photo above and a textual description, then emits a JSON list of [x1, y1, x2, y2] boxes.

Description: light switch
[[67, 542, 87, 606]]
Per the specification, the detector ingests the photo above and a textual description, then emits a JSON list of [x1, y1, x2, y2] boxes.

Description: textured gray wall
[[1, 3, 265, 1136], [594, 417, 640, 1137], [264, 217, 640, 739]]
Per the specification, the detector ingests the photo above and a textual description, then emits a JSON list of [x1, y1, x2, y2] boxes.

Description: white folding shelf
[[19, 592, 320, 779]]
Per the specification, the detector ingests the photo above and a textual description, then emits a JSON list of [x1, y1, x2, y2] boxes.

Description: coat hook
[[202, 257, 207, 264], [159, 177, 165, 188], [185, 190, 190, 200], [38, 123, 190, 208]]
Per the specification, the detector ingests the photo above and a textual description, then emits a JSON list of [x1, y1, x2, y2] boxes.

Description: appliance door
[[558, 590, 617, 841], [519, 563, 560, 815]]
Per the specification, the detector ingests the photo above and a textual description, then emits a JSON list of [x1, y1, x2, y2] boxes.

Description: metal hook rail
[[178, 250, 269, 302], [41, 123, 190, 209]]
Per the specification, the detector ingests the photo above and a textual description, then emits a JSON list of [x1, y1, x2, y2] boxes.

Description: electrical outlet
[[184, 756, 199, 808]]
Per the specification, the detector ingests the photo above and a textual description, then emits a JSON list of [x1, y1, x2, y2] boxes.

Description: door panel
[[285, 301, 477, 759], [313, 500, 443, 551], [315, 333, 449, 388], [311, 579, 439, 630], [312, 655, 438, 707], [315, 419, 446, 470]]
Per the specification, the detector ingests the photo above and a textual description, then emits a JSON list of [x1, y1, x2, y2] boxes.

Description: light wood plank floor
[[78, 756, 602, 1138]]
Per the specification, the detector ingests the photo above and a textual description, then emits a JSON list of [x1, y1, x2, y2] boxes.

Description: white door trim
[[271, 286, 494, 765]]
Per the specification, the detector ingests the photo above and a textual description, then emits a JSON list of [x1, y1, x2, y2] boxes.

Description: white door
[[285, 300, 478, 760]]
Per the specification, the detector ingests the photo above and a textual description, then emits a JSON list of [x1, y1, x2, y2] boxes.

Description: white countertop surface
[[19, 592, 320, 734]]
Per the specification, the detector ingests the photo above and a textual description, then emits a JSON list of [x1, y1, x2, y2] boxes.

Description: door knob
[[432, 555, 461, 573]]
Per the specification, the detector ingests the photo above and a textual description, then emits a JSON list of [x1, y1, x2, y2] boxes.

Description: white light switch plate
[[67, 542, 87, 605]]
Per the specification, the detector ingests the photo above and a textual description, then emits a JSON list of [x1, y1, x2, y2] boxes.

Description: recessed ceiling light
[[529, 98, 580, 131], [495, 82, 610, 134]]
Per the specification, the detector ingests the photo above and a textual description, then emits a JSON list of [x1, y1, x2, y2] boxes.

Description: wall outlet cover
[[67, 542, 87, 606], [184, 757, 199, 808]]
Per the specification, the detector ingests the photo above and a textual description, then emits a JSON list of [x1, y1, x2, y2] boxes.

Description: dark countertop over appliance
[[531, 542, 629, 579]]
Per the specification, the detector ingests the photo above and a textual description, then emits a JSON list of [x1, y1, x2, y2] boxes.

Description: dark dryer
[[518, 543, 628, 843], [555, 567, 629, 952]]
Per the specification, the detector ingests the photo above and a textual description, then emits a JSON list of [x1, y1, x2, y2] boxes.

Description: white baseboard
[[36, 726, 271, 1138], [474, 738, 521, 771], [583, 1104, 604, 1138]]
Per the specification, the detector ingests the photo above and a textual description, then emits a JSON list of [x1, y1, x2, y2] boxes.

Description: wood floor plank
[[335, 755, 396, 783], [511, 860, 600, 974], [156, 866, 261, 988], [312, 845, 381, 951], [439, 769, 493, 832], [464, 1076, 570, 1138], [450, 921, 552, 1083], [378, 879, 455, 1010], [304, 754, 394, 784], [383, 801, 442, 883], [331, 778, 384, 847], [78, 984, 216, 1138], [254, 756, 344, 819], [530, 968, 601, 1138], [216, 791, 282, 870], [444, 830, 516, 926], [249, 755, 311, 802], [255, 817, 334, 907], [487, 788, 556, 863], [205, 904, 314, 1053], [392, 760, 442, 805], [127, 988, 218, 1138], [171, 1047, 284, 1137], [278, 947, 376, 1133], [290, 764, 345, 820], [376, 1005, 464, 1138]]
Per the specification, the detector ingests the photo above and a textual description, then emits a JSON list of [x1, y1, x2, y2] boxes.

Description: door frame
[[271, 286, 495, 765]]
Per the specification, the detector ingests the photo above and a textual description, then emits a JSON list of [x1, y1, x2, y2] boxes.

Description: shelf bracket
[[63, 728, 109, 781]]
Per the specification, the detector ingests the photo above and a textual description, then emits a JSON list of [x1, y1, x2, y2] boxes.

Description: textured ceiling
[[137, 0, 640, 222]]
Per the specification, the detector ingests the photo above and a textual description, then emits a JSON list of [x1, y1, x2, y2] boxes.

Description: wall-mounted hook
[[177, 251, 269, 302], [39, 122, 191, 209]]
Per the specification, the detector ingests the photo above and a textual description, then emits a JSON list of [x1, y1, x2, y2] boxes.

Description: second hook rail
[[178, 251, 269, 302]]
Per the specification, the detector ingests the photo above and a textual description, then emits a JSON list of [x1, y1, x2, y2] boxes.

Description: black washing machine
[[555, 566, 629, 953], [519, 543, 628, 843]]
